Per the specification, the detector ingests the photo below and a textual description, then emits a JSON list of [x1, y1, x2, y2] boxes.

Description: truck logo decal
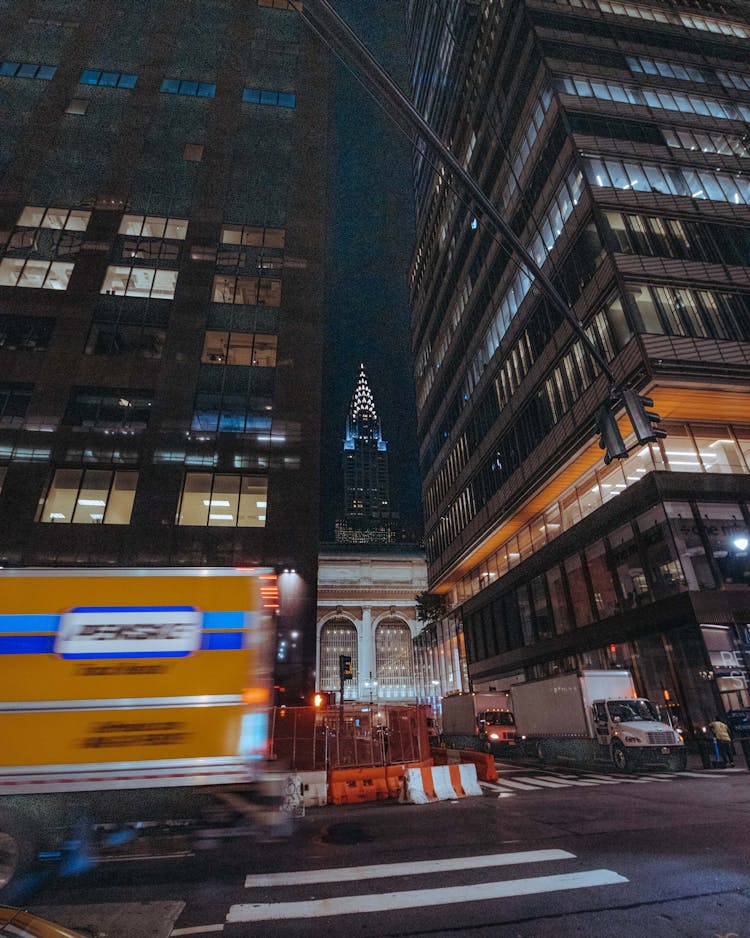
[[55, 606, 203, 659]]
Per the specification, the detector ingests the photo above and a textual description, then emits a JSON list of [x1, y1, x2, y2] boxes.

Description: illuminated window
[[37, 468, 138, 524], [0, 258, 73, 289], [80, 69, 137, 88], [177, 473, 268, 527], [221, 224, 285, 248], [101, 266, 178, 299], [211, 275, 281, 306], [161, 78, 216, 98], [66, 98, 89, 115], [0, 61, 56, 80], [375, 618, 415, 697], [242, 88, 296, 108], [319, 618, 358, 693], [184, 143, 204, 161], [201, 331, 277, 366], [118, 215, 187, 239], [16, 206, 90, 231]]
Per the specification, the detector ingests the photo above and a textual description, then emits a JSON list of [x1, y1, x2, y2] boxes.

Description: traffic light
[[339, 654, 353, 681], [313, 692, 324, 708], [622, 388, 667, 444], [595, 402, 627, 465]]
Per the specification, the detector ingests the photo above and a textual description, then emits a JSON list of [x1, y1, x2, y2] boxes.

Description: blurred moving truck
[[510, 670, 685, 772], [0, 567, 280, 896], [440, 692, 516, 753]]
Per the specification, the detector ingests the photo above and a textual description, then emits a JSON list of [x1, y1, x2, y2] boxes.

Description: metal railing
[[269, 704, 430, 771]]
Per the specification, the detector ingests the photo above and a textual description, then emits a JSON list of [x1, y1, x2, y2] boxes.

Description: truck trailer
[[440, 692, 516, 753], [0, 567, 283, 898], [510, 670, 685, 772]]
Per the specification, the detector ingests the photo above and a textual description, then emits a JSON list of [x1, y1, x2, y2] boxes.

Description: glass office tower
[[0, 0, 328, 700], [406, 0, 750, 732]]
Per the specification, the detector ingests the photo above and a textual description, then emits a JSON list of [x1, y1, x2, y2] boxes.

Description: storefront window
[[662, 424, 702, 471], [530, 574, 554, 639], [561, 489, 583, 530], [546, 564, 571, 633], [702, 624, 750, 711], [734, 427, 750, 472], [585, 538, 619, 618], [516, 583, 535, 644], [696, 502, 750, 585], [691, 425, 746, 473], [664, 501, 716, 589], [597, 458, 628, 502], [609, 521, 650, 609], [636, 504, 686, 598], [564, 552, 594, 626]]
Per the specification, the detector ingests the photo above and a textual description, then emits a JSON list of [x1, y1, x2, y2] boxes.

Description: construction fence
[[269, 703, 431, 772]]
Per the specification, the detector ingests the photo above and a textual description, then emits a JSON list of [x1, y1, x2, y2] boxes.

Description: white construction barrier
[[399, 763, 483, 804]]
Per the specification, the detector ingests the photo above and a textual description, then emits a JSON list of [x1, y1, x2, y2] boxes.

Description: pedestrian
[[708, 715, 734, 767]]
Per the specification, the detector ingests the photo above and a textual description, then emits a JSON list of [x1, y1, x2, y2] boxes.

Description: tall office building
[[0, 0, 328, 699], [335, 362, 400, 543], [406, 0, 750, 731]]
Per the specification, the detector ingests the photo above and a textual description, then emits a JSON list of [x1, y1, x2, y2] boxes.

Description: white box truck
[[510, 670, 685, 772], [440, 692, 516, 753]]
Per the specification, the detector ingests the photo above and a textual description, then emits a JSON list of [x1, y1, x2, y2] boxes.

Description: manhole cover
[[321, 823, 374, 845]]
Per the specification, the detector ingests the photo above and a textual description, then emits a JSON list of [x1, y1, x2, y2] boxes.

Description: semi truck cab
[[592, 698, 683, 770]]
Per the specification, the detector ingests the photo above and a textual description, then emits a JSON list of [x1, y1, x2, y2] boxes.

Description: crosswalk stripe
[[243, 849, 575, 888], [573, 773, 625, 784], [521, 775, 597, 787], [227, 869, 628, 922], [533, 774, 598, 786], [678, 771, 735, 779], [489, 777, 543, 791], [480, 781, 516, 797], [509, 776, 569, 788]]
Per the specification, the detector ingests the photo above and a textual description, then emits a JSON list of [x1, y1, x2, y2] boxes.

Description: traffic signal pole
[[293, 0, 667, 463]]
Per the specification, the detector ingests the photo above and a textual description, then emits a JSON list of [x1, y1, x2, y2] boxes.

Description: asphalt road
[[24, 762, 750, 938]]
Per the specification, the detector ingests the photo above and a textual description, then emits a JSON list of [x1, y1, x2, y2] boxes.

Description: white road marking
[[678, 771, 737, 779], [243, 848, 575, 887], [521, 775, 597, 787], [480, 781, 516, 797], [509, 776, 569, 788], [228, 869, 628, 922], [575, 772, 624, 782], [171, 925, 224, 935], [531, 774, 597, 787], [489, 777, 543, 791]]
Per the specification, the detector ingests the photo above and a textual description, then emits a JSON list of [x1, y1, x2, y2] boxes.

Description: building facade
[[316, 545, 427, 703], [0, 0, 328, 700], [405, 0, 750, 733]]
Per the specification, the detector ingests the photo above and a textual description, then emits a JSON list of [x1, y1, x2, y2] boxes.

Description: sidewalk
[[686, 741, 749, 771]]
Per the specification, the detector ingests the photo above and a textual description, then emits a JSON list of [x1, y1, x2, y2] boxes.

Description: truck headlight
[[489, 732, 499, 740]]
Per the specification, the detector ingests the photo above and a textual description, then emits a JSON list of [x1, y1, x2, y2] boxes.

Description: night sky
[[319, 1, 422, 541]]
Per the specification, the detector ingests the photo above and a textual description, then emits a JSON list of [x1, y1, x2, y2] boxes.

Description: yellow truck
[[0, 567, 278, 896]]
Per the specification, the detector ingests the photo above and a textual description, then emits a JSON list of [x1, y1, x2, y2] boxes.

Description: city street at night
[[22, 760, 750, 938]]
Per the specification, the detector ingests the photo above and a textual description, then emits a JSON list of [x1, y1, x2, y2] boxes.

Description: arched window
[[375, 618, 414, 699], [319, 617, 358, 696]]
